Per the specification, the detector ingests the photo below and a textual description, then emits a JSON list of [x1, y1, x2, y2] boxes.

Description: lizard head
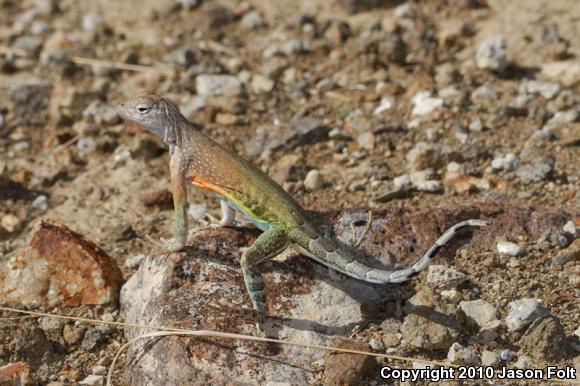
[[115, 93, 185, 145]]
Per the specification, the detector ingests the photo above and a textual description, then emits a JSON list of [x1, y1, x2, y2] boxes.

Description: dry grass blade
[[70, 56, 176, 75]]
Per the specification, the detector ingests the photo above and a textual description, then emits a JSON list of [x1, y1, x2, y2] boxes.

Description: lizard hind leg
[[240, 225, 289, 334]]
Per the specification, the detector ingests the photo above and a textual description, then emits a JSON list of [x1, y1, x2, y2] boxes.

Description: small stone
[[79, 374, 103, 386], [77, 138, 97, 153], [81, 14, 103, 32], [520, 316, 567, 361], [414, 180, 443, 193], [563, 220, 577, 236], [125, 253, 146, 269], [481, 351, 501, 367], [82, 100, 119, 125], [196, 74, 242, 97], [393, 175, 412, 189], [411, 91, 444, 116], [497, 241, 523, 256], [92, 365, 107, 375], [468, 119, 483, 132], [368, 338, 384, 351], [471, 82, 498, 100], [441, 289, 462, 303], [373, 96, 394, 115], [514, 355, 534, 369], [520, 80, 561, 100], [500, 349, 513, 361], [356, 132, 375, 150], [240, 10, 264, 29], [458, 299, 498, 328], [304, 170, 322, 192], [517, 156, 555, 183], [63, 324, 86, 346], [31, 195, 48, 211], [1, 214, 21, 233], [426, 265, 467, 288], [39, 317, 64, 337], [448, 343, 478, 365], [380, 319, 402, 347], [491, 153, 519, 172], [540, 61, 580, 87], [506, 299, 549, 332], [476, 37, 508, 72], [81, 327, 103, 350], [12, 35, 44, 55], [251, 74, 274, 93]]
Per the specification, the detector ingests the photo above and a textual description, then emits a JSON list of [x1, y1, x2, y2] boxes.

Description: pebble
[[447, 342, 478, 364], [514, 355, 534, 369], [481, 351, 501, 367], [92, 365, 107, 375], [356, 132, 375, 150], [240, 10, 264, 29], [124, 253, 146, 269], [31, 195, 48, 211], [414, 180, 443, 193], [426, 265, 467, 288], [468, 119, 483, 132], [373, 96, 394, 115], [304, 169, 322, 191], [496, 241, 523, 256], [544, 109, 579, 129], [476, 36, 508, 72], [12, 35, 44, 55], [505, 298, 549, 332], [81, 14, 103, 32], [491, 153, 519, 172], [563, 220, 577, 236], [471, 82, 498, 100], [440, 289, 462, 303], [79, 374, 103, 386], [251, 74, 274, 93], [411, 91, 443, 116], [1, 214, 21, 233], [500, 349, 513, 361], [520, 80, 561, 100], [63, 324, 86, 345], [393, 174, 412, 189], [516, 156, 554, 183], [77, 138, 97, 153], [196, 74, 242, 97], [458, 299, 498, 328], [82, 100, 118, 125], [368, 338, 385, 351]]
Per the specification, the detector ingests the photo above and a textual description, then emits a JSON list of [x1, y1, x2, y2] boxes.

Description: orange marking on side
[[191, 175, 227, 196]]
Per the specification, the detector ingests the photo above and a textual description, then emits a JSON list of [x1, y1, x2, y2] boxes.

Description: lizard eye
[[136, 104, 149, 113]]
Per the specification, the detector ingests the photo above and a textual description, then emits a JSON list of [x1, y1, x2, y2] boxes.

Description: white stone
[[369, 338, 385, 351], [563, 220, 577, 236], [240, 10, 264, 29], [393, 174, 411, 189], [251, 74, 274, 93], [520, 80, 561, 100], [304, 170, 322, 191], [514, 355, 534, 369], [448, 342, 477, 364], [459, 299, 498, 328], [31, 195, 48, 211], [491, 153, 519, 172], [414, 180, 443, 193], [411, 91, 443, 116], [188, 203, 207, 221], [1, 214, 21, 233], [506, 299, 549, 332], [476, 37, 508, 72], [373, 96, 394, 115], [540, 61, 580, 87], [497, 241, 523, 256], [196, 74, 242, 97], [481, 350, 500, 367], [79, 374, 104, 386]]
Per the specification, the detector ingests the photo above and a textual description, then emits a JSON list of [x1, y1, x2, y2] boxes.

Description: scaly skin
[[115, 93, 488, 329]]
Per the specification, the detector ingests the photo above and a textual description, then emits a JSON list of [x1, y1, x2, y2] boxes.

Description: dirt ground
[[0, 0, 579, 384]]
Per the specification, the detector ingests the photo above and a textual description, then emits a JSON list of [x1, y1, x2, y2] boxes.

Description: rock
[[500, 349, 513, 361], [324, 339, 377, 386], [39, 317, 64, 342], [426, 265, 467, 288], [304, 169, 322, 191], [31, 195, 49, 211], [1, 214, 22, 233], [7, 78, 52, 124], [240, 10, 264, 29], [540, 61, 580, 87], [481, 350, 501, 367], [544, 109, 578, 129], [368, 338, 384, 351], [476, 37, 508, 72], [81, 14, 103, 32], [165, 47, 196, 68], [411, 91, 444, 116], [356, 132, 375, 151], [373, 96, 394, 115], [196, 74, 242, 97], [414, 180, 443, 193], [563, 220, 578, 237], [514, 355, 534, 369], [496, 241, 523, 256], [251, 74, 274, 93], [471, 82, 498, 101], [12, 35, 44, 56], [506, 299, 549, 332], [245, 118, 330, 157], [448, 342, 478, 364], [517, 156, 555, 183], [520, 80, 561, 100], [0, 221, 123, 307], [406, 142, 458, 172], [380, 319, 402, 347], [491, 153, 519, 172], [520, 316, 567, 362], [63, 324, 86, 346], [468, 119, 483, 132], [458, 299, 498, 328], [393, 175, 412, 189], [401, 290, 462, 350], [124, 253, 146, 269], [81, 327, 104, 351], [79, 374, 104, 386]]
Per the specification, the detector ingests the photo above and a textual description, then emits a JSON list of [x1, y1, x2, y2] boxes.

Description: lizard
[[115, 93, 488, 330]]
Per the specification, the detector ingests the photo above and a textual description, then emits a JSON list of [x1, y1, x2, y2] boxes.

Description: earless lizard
[[115, 93, 487, 328]]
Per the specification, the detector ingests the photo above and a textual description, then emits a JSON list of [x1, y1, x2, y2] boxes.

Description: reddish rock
[[0, 221, 123, 307], [323, 339, 377, 386]]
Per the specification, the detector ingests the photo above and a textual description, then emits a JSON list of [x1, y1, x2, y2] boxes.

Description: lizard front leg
[[240, 225, 289, 334], [167, 147, 188, 251]]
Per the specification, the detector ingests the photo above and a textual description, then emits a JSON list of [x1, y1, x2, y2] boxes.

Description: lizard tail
[[296, 219, 488, 284]]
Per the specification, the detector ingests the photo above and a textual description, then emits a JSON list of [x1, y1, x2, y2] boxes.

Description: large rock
[[520, 317, 567, 362], [0, 221, 123, 307], [120, 203, 575, 384]]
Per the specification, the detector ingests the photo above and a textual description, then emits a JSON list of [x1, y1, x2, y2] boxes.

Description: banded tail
[[293, 219, 488, 284]]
